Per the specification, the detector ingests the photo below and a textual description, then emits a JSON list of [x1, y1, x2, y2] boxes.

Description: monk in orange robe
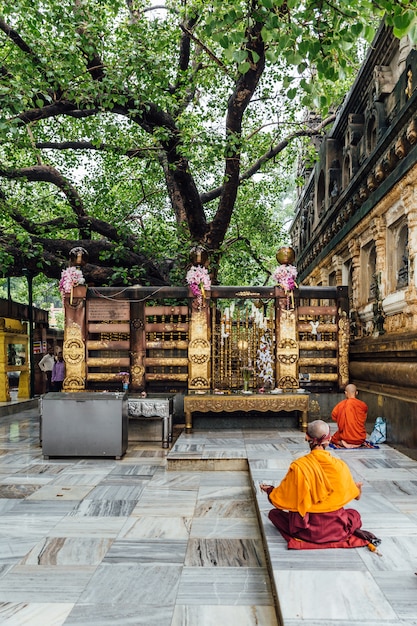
[[260, 420, 379, 549], [331, 383, 368, 448]]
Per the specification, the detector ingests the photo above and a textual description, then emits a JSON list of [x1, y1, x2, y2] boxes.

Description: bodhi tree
[[0, 0, 416, 287]]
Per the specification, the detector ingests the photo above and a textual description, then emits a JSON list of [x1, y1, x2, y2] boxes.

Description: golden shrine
[[0, 317, 30, 402], [58, 281, 349, 432]]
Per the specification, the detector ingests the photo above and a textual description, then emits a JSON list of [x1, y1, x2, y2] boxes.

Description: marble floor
[[0, 405, 416, 625]]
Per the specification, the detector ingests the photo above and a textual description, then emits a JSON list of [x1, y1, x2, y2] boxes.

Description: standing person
[[38, 346, 55, 393], [331, 383, 368, 448], [260, 420, 380, 550], [51, 352, 65, 391]]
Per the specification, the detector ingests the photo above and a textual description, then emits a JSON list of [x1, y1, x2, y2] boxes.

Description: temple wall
[[290, 24, 417, 454]]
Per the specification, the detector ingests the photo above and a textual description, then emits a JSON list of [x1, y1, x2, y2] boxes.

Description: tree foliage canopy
[[1, 0, 416, 287]]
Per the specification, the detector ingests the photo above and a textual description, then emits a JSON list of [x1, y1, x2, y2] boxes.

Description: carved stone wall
[[290, 24, 417, 451]]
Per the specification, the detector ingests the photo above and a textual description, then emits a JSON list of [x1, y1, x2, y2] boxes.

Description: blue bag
[[369, 417, 386, 444]]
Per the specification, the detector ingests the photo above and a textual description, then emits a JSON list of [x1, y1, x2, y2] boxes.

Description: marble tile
[[0, 516, 66, 539], [373, 571, 417, 619], [8, 499, 76, 516], [202, 449, 247, 459], [273, 569, 398, 621], [47, 516, 128, 538], [0, 474, 56, 486], [0, 602, 74, 625], [21, 463, 70, 475], [0, 484, 41, 498], [21, 537, 113, 566], [26, 485, 94, 501], [103, 539, 188, 564], [185, 538, 266, 567], [119, 516, 191, 540], [0, 566, 96, 602], [0, 538, 41, 564], [358, 536, 417, 571], [0, 499, 18, 514], [78, 563, 182, 606], [198, 470, 250, 487], [194, 499, 254, 518], [190, 517, 260, 539], [356, 511, 417, 535], [81, 484, 146, 500], [268, 540, 368, 570], [48, 473, 111, 486], [70, 499, 137, 517], [176, 567, 274, 605], [148, 472, 200, 490], [132, 489, 197, 516], [197, 484, 252, 500], [64, 603, 174, 625], [171, 604, 279, 626], [369, 479, 417, 499], [108, 463, 159, 477]]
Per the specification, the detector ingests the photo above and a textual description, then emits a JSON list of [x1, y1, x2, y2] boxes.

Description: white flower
[[59, 267, 85, 295]]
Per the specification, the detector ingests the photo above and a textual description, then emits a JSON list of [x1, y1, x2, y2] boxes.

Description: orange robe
[[268, 449, 360, 516], [267, 449, 364, 546], [331, 397, 368, 446]]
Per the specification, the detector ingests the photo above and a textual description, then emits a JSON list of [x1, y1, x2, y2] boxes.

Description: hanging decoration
[[256, 331, 274, 389], [272, 263, 298, 309], [186, 265, 211, 309], [59, 266, 85, 304], [118, 371, 130, 391]]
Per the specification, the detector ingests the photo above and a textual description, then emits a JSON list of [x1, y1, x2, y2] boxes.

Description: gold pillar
[[188, 291, 211, 391], [275, 288, 299, 389], [62, 286, 87, 392]]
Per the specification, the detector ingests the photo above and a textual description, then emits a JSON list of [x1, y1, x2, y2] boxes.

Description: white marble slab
[[190, 517, 260, 539], [119, 515, 191, 540], [0, 602, 74, 625], [171, 604, 279, 626], [273, 569, 398, 621]]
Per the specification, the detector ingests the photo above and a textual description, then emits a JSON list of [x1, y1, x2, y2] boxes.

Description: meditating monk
[[260, 420, 379, 549], [331, 383, 368, 448]]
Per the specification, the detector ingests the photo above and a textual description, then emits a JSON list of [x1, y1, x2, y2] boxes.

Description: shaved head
[[307, 420, 330, 439], [344, 384, 358, 398]]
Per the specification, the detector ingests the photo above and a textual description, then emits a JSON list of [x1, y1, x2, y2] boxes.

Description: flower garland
[[186, 265, 211, 308], [59, 267, 85, 303], [272, 263, 298, 309], [272, 264, 298, 292]]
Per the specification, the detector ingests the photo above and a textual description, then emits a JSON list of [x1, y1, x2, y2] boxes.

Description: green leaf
[[233, 49, 248, 63], [393, 10, 415, 32], [238, 61, 251, 74]]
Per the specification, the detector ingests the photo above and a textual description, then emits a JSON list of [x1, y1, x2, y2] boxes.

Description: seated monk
[[260, 420, 379, 550], [331, 383, 368, 448]]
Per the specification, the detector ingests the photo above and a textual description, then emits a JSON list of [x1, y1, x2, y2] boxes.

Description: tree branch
[[201, 114, 336, 204]]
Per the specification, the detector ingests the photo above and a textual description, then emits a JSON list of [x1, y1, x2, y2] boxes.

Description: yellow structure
[[0, 317, 30, 402]]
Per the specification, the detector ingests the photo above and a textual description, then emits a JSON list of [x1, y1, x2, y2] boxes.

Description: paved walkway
[[0, 404, 416, 625], [169, 428, 417, 625]]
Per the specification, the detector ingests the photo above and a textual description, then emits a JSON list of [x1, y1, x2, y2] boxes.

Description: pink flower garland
[[272, 264, 298, 292], [59, 267, 85, 299], [186, 265, 211, 308]]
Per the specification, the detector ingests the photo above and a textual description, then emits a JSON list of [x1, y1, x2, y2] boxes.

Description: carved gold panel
[[63, 322, 85, 392], [188, 307, 210, 390]]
